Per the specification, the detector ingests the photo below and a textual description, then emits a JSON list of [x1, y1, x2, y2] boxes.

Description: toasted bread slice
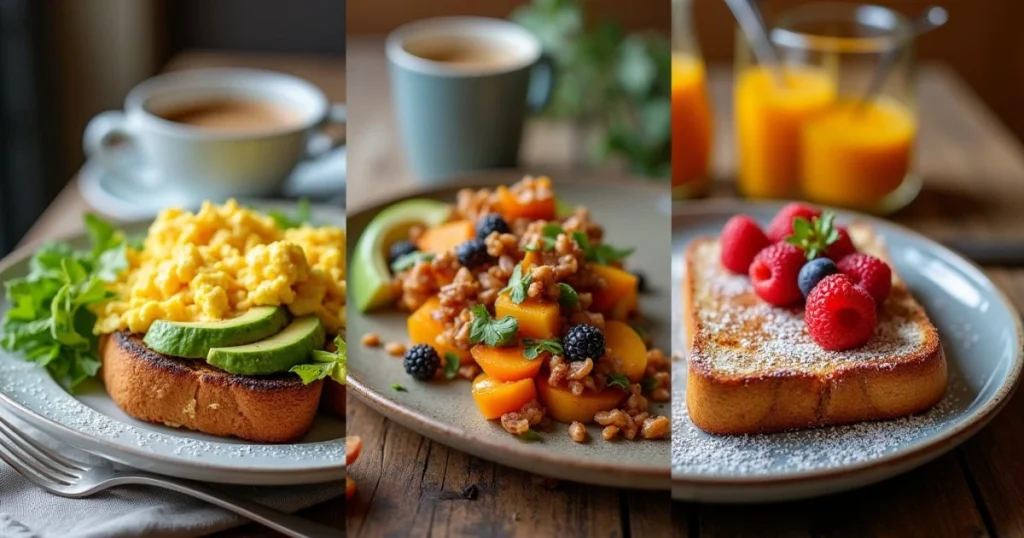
[[101, 332, 324, 443], [684, 223, 946, 434]]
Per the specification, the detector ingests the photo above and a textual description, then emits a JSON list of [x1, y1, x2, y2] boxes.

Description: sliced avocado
[[352, 198, 450, 312], [143, 306, 289, 358], [206, 315, 325, 376]]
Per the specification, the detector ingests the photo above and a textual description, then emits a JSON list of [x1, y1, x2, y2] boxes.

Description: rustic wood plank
[[626, 489, 673, 536]]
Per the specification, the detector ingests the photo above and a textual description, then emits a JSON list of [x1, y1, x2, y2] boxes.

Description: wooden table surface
[[18, 50, 345, 538]]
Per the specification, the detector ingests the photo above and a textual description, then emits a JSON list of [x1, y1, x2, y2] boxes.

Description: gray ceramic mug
[[386, 17, 555, 182]]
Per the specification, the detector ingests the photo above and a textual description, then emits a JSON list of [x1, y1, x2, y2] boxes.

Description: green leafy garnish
[[607, 373, 630, 390], [391, 383, 408, 392], [557, 283, 578, 308], [443, 352, 461, 380], [524, 223, 565, 252], [390, 251, 434, 273], [640, 376, 658, 393], [785, 211, 839, 260], [518, 429, 543, 443], [523, 338, 563, 360], [572, 232, 634, 265], [268, 198, 312, 229], [499, 263, 532, 305], [468, 305, 519, 347], [1, 214, 129, 389], [290, 335, 346, 385]]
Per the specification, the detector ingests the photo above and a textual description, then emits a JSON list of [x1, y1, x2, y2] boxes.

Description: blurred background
[[0, 0, 345, 257]]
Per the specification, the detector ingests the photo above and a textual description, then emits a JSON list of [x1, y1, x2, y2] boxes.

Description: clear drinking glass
[[672, 0, 714, 199], [734, 3, 919, 213]]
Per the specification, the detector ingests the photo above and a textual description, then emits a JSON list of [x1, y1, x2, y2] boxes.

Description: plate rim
[[346, 172, 672, 490], [670, 199, 1024, 490], [0, 204, 347, 481]]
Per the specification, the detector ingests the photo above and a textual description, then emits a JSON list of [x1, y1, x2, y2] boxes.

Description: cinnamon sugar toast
[[684, 223, 946, 434]]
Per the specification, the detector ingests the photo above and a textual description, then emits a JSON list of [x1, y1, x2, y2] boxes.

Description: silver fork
[[0, 413, 340, 538]]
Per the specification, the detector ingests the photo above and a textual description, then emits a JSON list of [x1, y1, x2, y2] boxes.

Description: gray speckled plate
[[348, 172, 671, 489], [671, 201, 1023, 502], [0, 203, 345, 485]]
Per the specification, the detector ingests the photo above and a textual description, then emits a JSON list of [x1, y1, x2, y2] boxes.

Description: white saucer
[[79, 147, 346, 220]]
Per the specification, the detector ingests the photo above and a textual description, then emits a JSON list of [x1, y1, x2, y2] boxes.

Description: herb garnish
[[390, 251, 435, 273], [499, 263, 532, 304], [785, 211, 839, 260], [468, 305, 519, 347], [607, 374, 631, 390], [391, 383, 408, 392], [268, 198, 312, 229], [640, 376, 658, 393], [518, 429, 543, 442], [443, 352, 461, 379], [557, 283, 578, 308], [572, 232, 634, 265], [291, 335, 346, 385], [522, 338, 563, 360]]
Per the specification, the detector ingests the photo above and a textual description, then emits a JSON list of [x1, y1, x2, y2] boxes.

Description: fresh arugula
[[522, 338, 563, 360], [607, 373, 630, 390], [268, 198, 312, 229], [468, 305, 519, 347], [571, 232, 634, 265], [1, 215, 129, 389], [557, 283, 578, 308], [785, 211, 839, 260], [390, 251, 434, 273], [443, 352, 461, 380], [291, 335, 346, 385], [499, 263, 532, 304], [391, 383, 408, 392]]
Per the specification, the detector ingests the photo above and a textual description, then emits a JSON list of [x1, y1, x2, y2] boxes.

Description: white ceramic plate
[[671, 201, 1023, 502], [0, 203, 346, 485]]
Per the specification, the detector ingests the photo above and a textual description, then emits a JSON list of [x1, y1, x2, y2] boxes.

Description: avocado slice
[[351, 198, 450, 312], [206, 316, 325, 376], [143, 306, 289, 358]]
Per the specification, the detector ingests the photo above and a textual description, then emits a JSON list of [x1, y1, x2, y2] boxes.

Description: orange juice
[[801, 97, 915, 207], [671, 54, 713, 196], [735, 65, 836, 198]]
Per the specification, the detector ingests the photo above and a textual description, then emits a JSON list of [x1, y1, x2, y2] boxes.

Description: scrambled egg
[[95, 200, 346, 335]]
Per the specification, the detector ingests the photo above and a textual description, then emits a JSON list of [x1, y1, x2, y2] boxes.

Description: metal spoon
[[724, 0, 785, 85], [858, 6, 948, 112]]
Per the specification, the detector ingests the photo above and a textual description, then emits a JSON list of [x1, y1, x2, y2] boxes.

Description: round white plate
[[671, 201, 1023, 502], [0, 203, 346, 485]]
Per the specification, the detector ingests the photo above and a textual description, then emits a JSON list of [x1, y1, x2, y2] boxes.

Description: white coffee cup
[[83, 68, 345, 201]]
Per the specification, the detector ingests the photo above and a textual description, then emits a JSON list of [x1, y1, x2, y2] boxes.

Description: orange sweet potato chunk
[[495, 292, 560, 339], [416, 220, 474, 254], [496, 178, 556, 221], [407, 297, 472, 363], [536, 375, 626, 424], [591, 264, 638, 317], [471, 344, 543, 382], [603, 321, 647, 382], [471, 375, 538, 419]]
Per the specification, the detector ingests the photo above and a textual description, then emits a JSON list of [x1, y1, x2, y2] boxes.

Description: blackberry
[[563, 324, 606, 362], [388, 240, 418, 268], [798, 257, 839, 298], [455, 239, 494, 269], [403, 344, 440, 381], [476, 214, 510, 240]]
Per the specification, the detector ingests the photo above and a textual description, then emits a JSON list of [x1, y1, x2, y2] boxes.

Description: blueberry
[[476, 214, 510, 240], [798, 258, 839, 298], [388, 240, 418, 268], [455, 239, 494, 269]]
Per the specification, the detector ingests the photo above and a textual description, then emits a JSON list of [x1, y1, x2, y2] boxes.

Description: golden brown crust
[[684, 228, 948, 435], [100, 332, 323, 443]]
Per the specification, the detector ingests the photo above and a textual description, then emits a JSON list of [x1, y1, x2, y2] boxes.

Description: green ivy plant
[[511, 0, 671, 179]]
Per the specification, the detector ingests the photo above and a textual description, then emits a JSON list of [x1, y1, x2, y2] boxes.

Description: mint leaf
[[523, 337, 563, 360], [499, 263, 532, 305], [390, 251, 434, 273], [443, 352, 461, 379], [607, 373, 630, 390], [557, 283, 578, 308], [785, 211, 839, 260], [468, 305, 519, 347]]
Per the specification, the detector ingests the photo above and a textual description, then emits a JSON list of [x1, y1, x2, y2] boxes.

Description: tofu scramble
[[95, 200, 346, 335]]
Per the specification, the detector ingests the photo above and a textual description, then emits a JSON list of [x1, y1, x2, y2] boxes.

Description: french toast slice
[[101, 332, 324, 443], [684, 223, 946, 434]]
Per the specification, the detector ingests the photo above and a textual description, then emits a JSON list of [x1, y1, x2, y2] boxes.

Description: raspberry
[[837, 253, 892, 305], [806, 274, 877, 351], [824, 227, 857, 261], [720, 215, 771, 274], [748, 243, 805, 306], [767, 203, 822, 243], [798, 258, 839, 298]]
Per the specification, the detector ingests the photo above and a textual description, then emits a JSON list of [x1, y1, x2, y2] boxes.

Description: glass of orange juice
[[672, 0, 713, 199], [734, 3, 920, 213]]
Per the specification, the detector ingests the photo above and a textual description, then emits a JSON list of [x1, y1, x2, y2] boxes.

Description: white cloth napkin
[[0, 412, 343, 538]]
